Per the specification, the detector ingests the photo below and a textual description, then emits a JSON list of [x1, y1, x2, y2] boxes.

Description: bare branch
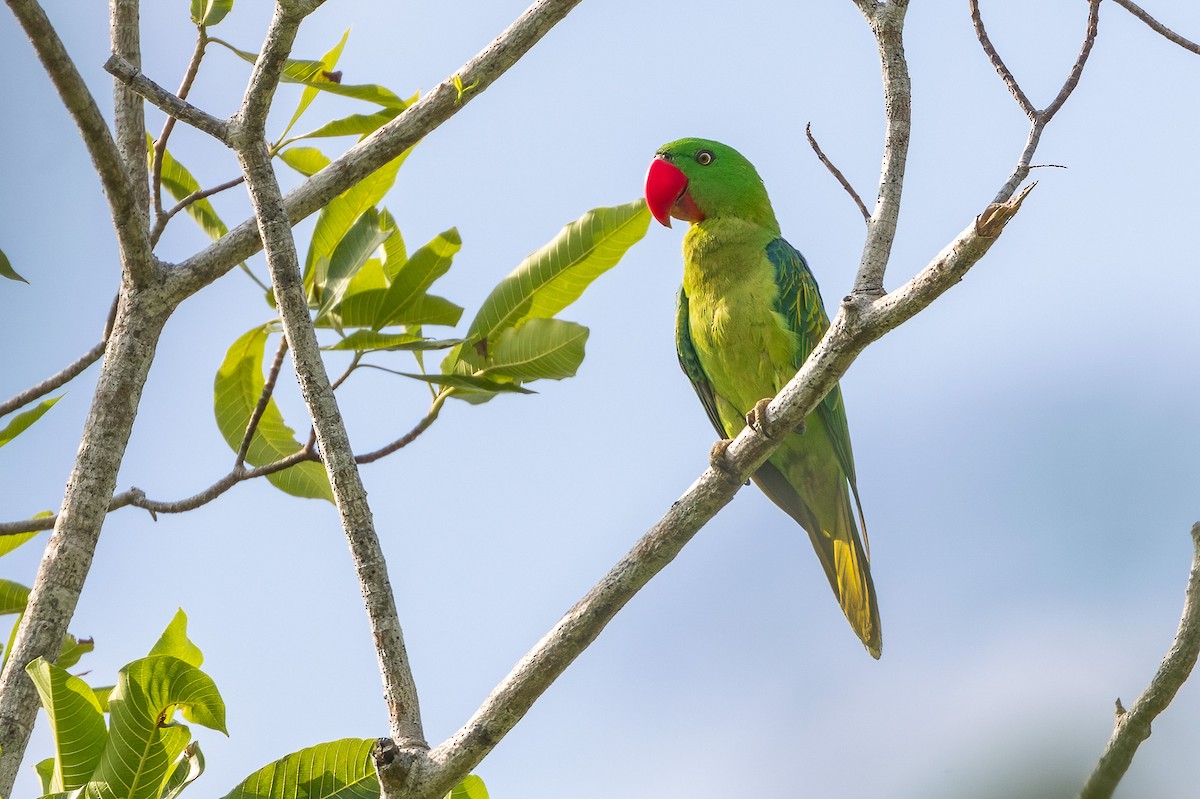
[[852, 1, 912, 296], [1110, 0, 1200, 55], [236, 334, 289, 468], [150, 175, 247, 246], [980, 0, 1101, 204], [0, 340, 105, 418], [110, 0, 149, 233], [1078, 522, 1200, 799], [806, 123, 870, 223], [6, 0, 156, 287], [356, 391, 450, 465], [970, 0, 1036, 119], [152, 31, 209, 218], [104, 54, 230, 142]]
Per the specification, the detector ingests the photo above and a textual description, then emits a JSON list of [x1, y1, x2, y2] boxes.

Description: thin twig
[[970, 0, 1036, 120], [0, 340, 105, 418], [806, 123, 870, 223], [1078, 522, 1200, 798], [152, 31, 208, 219], [987, 0, 1101, 203], [356, 390, 450, 464], [149, 175, 248, 246], [1110, 0, 1200, 55], [236, 334, 289, 468]]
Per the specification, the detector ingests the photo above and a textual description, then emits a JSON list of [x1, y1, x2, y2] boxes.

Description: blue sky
[[2, 1, 1199, 797]]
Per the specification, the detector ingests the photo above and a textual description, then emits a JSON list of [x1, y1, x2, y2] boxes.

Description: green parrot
[[644, 137, 881, 658]]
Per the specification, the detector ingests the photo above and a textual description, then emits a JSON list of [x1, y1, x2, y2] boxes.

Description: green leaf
[[0, 395, 61, 448], [161, 742, 205, 799], [304, 151, 409, 301], [373, 229, 461, 330], [278, 147, 331, 177], [191, 0, 233, 27], [148, 609, 203, 668], [446, 775, 489, 799], [87, 656, 226, 799], [397, 372, 534, 395], [484, 319, 589, 382], [0, 527, 41, 557], [0, 247, 27, 283], [322, 331, 464, 353], [333, 292, 462, 330], [286, 108, 402, 144], [214, 326, 333, 502], [26, 658, 107, 793], [379, 209, 406, 279], [219, 738, 378, 799], [214, 38, 411, 108], [317, 210, 392, 325], [35, 757, 55, 795], [56, 633, 93, 671], [280, 30, 349, 142], [454, 199, 649, 371], [0, 579, 30, 615]]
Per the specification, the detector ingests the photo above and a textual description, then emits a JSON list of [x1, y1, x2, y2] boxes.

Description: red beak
[[645, 156, 688, 228]]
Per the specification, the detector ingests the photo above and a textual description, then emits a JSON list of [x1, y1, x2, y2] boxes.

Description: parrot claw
[[709, 439, 749, 486], [746, 398, 779, 440], [747, 397, 806, 439]]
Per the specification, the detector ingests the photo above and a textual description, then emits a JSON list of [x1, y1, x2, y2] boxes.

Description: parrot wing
[[765, 237, 869, 547]]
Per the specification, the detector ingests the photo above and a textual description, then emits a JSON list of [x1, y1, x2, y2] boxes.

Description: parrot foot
[[709, 439, 750, 487], [746, 397, 805, 439]]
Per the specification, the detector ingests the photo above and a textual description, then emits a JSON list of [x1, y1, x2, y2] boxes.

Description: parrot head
[[644, 138, 778, 231]]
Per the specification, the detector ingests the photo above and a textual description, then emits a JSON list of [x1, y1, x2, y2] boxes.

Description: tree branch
[[979, 0, 1101, 203], [1078, 522, 1200, 799], [5, 0, 156, 288], [806, 123, 870, 223], [1110, 0, 1200, 55], [236, 334, 289, 468], [103, 54, 230, 143], [109, 0, 149, 234], [852, 0, 912, 295], [162, 0, 587, 303], [152, 30, 208, 219], [0, 340, 105, 418], [229, 0, 425, 750]]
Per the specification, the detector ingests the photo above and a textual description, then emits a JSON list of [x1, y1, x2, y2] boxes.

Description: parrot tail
[[752, 461, 883, 659]]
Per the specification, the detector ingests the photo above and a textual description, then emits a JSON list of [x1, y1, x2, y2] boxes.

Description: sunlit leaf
[[318, 209, 392, 325], [0, 395, 61, 448], [55, 634, 93, 671], [323, 331, 464, 353], [398, 372, 534, 394], [0, 520, 44, 557], [219, 738, 378, 799], [304, 150, 409, 300], [450, 199, 649, 372], [87, 655, 226, 799], [214, 38, 411, 108], [190, 0, 232, 27], [148, 609, 204, 668], [26, 658, 107, 793], [0, 247, 27, 283], [214, 326, 333, 502], [0, 579, 30, 615], [446, 775, 489, 799], [281, 29, 349, 141], [161, 742, 205, 799], [278, 147, 331, 177], [373, 228, 460, 330], [379, 209, 407, 278], [286, 107, 402, 144], [483, 318, 588, 382]]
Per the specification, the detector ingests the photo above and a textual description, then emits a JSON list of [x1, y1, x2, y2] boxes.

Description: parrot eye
[[695, 150, 714, 166]]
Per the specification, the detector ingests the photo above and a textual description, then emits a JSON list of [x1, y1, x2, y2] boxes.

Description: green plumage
[[658, 138, 881, 657]]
